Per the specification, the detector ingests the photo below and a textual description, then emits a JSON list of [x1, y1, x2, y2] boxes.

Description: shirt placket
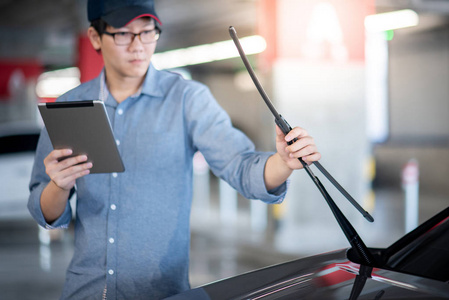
[[106, 102, 125, 299]]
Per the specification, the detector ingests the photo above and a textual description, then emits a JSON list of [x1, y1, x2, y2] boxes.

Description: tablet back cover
[[38, 100, 125, 173]]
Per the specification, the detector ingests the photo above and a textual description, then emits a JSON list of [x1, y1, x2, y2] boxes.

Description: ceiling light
[[152, 35, 267, 70], [36, 67, 80, 98], [365, 9, 419, 32]]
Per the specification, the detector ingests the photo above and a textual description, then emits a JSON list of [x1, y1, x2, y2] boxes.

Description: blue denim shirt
[[28, 64, 286, 299]]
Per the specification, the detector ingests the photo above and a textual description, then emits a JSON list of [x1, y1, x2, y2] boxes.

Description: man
[[28, 0, 321, 299]]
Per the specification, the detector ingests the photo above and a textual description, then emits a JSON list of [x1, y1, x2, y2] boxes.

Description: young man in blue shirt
[[28, 0, 321, 299]]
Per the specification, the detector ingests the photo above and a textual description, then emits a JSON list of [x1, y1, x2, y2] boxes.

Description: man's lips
[[130, 59, 145, 63]]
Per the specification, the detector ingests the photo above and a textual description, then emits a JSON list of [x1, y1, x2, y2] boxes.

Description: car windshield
[[383, 207, 449, 282]]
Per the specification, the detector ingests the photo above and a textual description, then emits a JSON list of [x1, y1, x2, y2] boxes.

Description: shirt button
[[116, 139, 120, 146], [108, 269, 114, 275], [118, 109, 124, 115], [109, 238, 115, 244], [112, 173, 118, 178], [110, 204, 117, 210]]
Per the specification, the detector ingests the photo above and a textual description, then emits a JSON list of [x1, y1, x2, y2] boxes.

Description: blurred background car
[[0, 122, 40, 220]]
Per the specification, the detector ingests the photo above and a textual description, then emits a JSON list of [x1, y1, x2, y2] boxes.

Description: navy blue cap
[[88, 0, 162, 28]]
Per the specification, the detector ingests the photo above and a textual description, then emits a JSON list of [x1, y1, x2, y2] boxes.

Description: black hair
[[90, 18, 109, 36]]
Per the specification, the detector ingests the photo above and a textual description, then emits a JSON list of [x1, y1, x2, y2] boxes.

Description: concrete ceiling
[[0, 0, 256, 67], [2, 0, 449, 68], [157, 0, 257, 49], [377, 0, 449, 14]]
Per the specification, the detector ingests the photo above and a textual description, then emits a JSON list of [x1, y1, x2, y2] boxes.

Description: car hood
[[166, 248, 449, 299]]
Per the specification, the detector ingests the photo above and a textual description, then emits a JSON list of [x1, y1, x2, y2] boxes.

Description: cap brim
[[102, 6, 162, 28]]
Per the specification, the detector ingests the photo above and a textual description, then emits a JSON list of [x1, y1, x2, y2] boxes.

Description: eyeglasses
[[103, 29, 161, 45]]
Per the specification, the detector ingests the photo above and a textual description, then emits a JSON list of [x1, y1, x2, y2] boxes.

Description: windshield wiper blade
[[229, 26, 375, 266], [228, 26, 373, 223]]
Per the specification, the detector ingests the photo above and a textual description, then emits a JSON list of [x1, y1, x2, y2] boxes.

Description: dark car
[[166, 206, 449, 300]]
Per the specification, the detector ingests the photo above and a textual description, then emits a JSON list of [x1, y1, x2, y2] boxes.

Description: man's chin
[[128, 65, 150, 77]]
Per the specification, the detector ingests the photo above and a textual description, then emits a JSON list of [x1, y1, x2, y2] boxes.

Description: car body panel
[[167, 207, 449, 299]]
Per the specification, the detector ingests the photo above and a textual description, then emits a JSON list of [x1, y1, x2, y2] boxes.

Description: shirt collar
[[141, 63, 164, 98]]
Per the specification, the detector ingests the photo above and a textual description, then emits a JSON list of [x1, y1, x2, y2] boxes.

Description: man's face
[[100, 18, 157, 80]]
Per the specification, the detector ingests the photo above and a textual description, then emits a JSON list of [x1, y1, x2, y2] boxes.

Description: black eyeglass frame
[[103, 28, 161, 45]]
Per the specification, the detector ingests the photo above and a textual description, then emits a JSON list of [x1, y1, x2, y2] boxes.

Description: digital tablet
[[38, 100, 125, 174]]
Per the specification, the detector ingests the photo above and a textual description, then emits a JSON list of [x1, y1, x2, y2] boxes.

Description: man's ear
[[87, 27, 102, 51]]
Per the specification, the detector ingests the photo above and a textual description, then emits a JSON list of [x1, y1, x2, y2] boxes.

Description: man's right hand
[[44, 149, 93, 191]]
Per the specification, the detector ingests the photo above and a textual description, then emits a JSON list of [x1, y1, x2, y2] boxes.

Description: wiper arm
[[229, 27, 373, 223], [229, 26, 375, 266], [349, 265, 373, 300]]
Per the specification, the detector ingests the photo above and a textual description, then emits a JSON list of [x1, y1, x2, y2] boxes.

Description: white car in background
[[0, 122, 40, 220]]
